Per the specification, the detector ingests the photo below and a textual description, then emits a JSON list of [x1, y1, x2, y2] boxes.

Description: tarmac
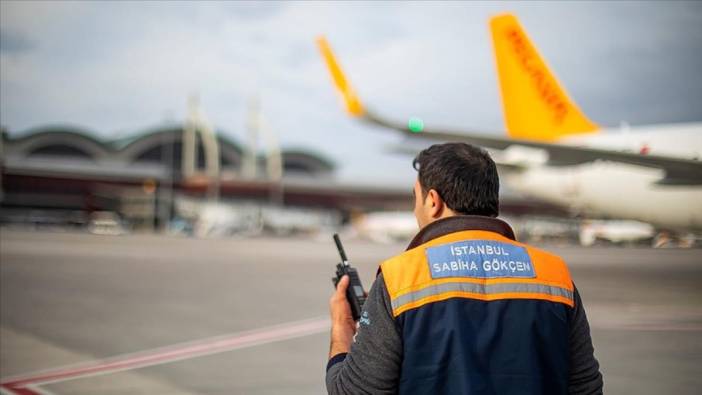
[[1, 228, 701, 394]]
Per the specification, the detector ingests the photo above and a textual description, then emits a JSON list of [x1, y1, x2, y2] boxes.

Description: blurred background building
[[0, 123, 406, 233], [0, 123, 570, 240]]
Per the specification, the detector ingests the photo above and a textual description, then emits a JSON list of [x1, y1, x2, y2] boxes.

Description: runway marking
[[0, 317, 330, 395], [23, 385, 57, 395], [5, 314, 698, 395]]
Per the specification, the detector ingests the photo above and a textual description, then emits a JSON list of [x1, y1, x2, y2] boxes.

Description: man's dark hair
[[413, 143, 499, 217]]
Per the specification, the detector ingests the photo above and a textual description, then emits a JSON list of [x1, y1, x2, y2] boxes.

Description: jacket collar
[[405, 215, 516, 250]]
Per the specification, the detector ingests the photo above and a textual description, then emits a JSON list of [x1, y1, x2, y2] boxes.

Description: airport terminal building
[[0, 125, 415, 231]]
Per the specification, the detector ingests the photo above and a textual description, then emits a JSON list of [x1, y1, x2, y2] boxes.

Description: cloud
[[224, 1, 287, 19], [1, 1, 701, 186], [0, 28, 34, 53]]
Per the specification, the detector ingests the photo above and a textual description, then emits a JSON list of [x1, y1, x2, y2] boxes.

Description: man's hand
[[329, 275, 357, 358]]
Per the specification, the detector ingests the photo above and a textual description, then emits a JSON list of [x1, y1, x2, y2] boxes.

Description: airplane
[[349, 211, 418, 244], [317, 13, 702, 233]]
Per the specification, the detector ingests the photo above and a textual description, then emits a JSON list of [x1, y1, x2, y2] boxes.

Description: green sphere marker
[[408, 117, 424, 133]]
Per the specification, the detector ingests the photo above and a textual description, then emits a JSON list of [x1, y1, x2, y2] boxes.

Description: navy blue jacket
[[326, 216, 603, 394]]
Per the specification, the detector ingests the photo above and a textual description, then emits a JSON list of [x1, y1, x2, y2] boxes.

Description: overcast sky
[[2, 1, 701, 187]]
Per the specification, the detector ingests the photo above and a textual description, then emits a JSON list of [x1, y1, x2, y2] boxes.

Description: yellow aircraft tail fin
[[490, 13, 599, 141], [316, 36, 365, 117]]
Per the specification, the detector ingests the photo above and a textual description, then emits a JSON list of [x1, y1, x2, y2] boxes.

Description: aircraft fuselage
[[504, 123, 702, 231]]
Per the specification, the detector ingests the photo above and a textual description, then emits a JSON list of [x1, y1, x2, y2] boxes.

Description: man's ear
[[426, 189, 444, 219]]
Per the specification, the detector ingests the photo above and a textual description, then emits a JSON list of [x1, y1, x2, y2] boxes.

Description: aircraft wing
[[370, 109, 702, 185], [316, 36, 702, 186]]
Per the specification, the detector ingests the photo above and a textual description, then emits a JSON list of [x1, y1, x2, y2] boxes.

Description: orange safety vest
[[381, 229, 574, 317], [380, 223, 575, 394]]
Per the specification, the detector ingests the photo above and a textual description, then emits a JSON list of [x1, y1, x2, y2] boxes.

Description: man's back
[[326, 216, 602, 394], [382, 217, 572, 393]]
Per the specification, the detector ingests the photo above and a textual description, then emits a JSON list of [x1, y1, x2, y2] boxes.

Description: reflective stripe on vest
[[381, 230, 574, 317]]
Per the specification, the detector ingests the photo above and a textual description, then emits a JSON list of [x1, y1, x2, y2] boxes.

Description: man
[[326, 143, 603, 394]]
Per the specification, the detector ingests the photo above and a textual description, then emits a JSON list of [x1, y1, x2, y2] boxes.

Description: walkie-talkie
[[332, 233, 367, 321]]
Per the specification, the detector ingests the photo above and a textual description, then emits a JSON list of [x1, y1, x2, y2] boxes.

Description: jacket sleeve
[[568, 285, 604, 394], [326, 273, 402, 394]]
